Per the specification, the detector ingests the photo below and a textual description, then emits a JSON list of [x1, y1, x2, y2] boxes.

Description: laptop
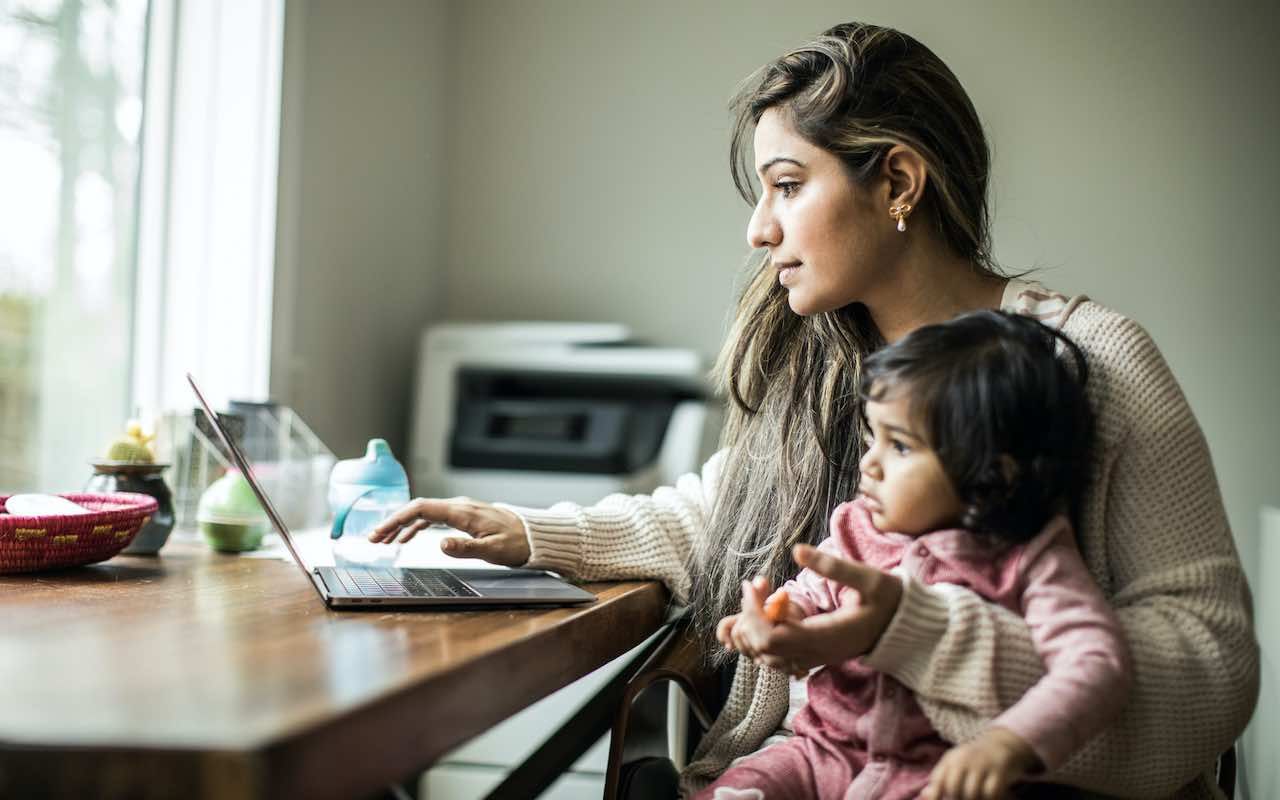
[[188, 374, 596, 608]]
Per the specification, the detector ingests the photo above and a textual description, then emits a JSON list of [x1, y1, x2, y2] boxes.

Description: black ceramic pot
[[85, 462, 176, 555]]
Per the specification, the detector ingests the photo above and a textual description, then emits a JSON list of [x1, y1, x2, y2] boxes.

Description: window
[[0, 0, 149, 492], [1, 0, 285, 495]]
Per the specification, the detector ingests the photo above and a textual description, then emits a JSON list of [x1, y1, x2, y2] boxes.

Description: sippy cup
[[328, 439, 410, 568]]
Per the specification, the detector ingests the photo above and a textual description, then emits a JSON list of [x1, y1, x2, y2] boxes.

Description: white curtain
[[132, 0, 285, 416]]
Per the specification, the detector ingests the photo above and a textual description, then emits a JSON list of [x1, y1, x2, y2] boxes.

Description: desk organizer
[[0, 493, 159, 573], [157, 403, 333, 535]]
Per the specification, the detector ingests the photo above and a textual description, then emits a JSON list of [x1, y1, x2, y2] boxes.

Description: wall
[[272, 0, 450, 459], [440, 0, 1279, 569], [276, 1, 1278, 791], [1255, 507, 1280, 798]]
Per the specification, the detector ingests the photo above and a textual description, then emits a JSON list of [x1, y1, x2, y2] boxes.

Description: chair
[[470, 614, 715, 800], [602, 620, 721, 800]]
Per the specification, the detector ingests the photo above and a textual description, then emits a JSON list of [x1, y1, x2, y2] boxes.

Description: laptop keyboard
[[336, 567, 480, 598]]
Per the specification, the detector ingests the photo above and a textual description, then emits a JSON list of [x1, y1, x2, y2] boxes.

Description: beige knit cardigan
[[503, 281, 1259, 799]]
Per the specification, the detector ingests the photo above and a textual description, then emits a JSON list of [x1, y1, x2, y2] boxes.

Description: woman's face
[[746, 108, 892, 316]]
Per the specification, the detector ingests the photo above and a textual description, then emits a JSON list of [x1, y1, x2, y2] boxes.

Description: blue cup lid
[[329, 438, 409, 489]]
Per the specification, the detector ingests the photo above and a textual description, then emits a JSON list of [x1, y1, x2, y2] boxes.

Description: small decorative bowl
[[0, 492, 159, 573]]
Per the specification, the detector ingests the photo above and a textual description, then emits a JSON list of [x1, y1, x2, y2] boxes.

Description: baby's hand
[[720, 584, 773, 658], [921, 726, 1040, 800], [763, 588, 791, 622], [715, 588, 800, 653], [763, 588, 804, 624], [716, 579, 809, 677], [715, 613, 741, 652]]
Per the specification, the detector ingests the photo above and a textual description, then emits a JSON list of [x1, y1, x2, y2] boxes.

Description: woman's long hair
[[690, 22, 1006, 660]]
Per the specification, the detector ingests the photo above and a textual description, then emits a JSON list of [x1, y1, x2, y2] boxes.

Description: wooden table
[[0, 539, 668, 799]]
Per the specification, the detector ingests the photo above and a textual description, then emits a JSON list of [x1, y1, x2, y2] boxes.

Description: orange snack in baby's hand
[[764, 589, 791, 623]]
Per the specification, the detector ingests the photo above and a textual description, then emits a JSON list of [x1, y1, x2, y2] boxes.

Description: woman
[[371, 22, 1258, 798]]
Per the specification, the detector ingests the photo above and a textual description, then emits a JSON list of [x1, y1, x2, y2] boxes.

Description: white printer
[[409, 321, 721, 506], [408, 322, 722, 799]]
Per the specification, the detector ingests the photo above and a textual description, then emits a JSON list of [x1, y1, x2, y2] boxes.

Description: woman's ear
[[881, 144, 928, 210]]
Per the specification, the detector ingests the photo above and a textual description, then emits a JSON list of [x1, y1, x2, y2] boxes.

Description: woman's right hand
[[367, 497, 531, 568]]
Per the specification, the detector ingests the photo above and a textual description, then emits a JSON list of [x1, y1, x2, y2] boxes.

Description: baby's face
[[858, 393, 964, 536]]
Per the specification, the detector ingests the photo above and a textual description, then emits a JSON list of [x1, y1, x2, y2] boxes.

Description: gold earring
[[890, 202, 912, 232]]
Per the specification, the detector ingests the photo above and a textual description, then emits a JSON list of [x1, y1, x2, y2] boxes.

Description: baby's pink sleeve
[[992, 518, 1133, 772], [780, 535, 847, 618]]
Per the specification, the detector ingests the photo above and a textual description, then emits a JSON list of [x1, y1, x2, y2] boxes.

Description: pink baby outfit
[[697, 498, 1132, 800]]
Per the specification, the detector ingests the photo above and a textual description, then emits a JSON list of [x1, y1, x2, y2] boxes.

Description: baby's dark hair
[[860, 310, 1094, 542]]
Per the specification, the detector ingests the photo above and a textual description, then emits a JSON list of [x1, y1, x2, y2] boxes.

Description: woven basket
[[0, 493, 159, 574]]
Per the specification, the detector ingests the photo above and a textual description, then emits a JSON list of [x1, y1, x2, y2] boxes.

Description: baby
[[705, 310, 1132, 800]]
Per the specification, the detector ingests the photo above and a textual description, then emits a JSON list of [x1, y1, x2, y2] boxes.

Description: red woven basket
[[0, 493, 159, 574]]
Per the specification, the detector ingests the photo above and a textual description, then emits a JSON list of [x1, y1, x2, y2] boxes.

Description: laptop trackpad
[[468, 576, 556, 590], [464, 573, 589, 598]]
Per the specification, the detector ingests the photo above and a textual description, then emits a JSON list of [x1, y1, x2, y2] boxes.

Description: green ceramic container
[[196, 470, 268, 552]]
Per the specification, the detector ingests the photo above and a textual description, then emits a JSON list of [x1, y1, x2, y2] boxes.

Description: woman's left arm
[[861, 312, 1260, 794]]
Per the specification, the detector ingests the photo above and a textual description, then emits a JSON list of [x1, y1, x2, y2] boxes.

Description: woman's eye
[[774, 180, 800, 198]]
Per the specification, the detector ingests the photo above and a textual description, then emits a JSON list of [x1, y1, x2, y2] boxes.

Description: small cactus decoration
[[105, 420, 156, 463]]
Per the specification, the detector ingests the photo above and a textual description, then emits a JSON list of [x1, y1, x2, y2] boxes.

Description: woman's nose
[[746, 197, 780, 250]]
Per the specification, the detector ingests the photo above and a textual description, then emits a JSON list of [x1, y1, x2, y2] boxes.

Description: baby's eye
[[890, 439, 910, 455], [774, 180, 800, 198]]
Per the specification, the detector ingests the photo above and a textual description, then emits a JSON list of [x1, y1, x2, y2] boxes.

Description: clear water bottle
[[328, 438, 410, 568]]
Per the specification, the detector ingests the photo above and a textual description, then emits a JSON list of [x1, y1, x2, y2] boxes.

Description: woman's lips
[[776, 262, 801, 286]]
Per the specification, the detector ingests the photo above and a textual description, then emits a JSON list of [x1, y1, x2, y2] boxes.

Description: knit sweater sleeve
[[494, 449, 726, 605], [992, 517, 1133, 773], [862, 305, 1259, 796]]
